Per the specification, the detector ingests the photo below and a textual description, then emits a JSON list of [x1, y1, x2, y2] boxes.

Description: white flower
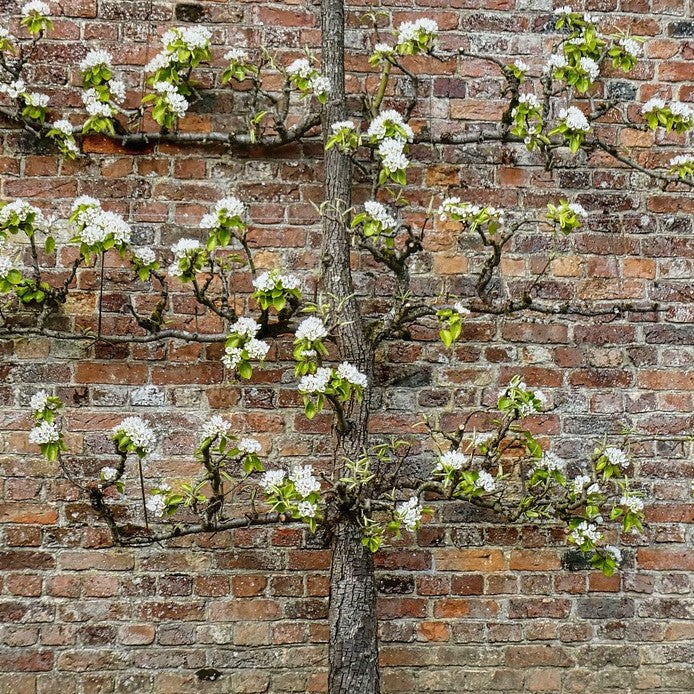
[[331, 120, 356, 135], [101, 211, 131, 245], [145, 52, 174, 73], [29, 390, 49, 413], [82, 88, 113, 118], [0, 27, 8, 38], [289, 464, 321, 497], [568, 202, 587, 217], [29, 421, 60, 445], [238, 437, 261, 455], [22, 1, 50, 16], [453, 301, 470, 316], [670, 101, 694, 125], [336, 362, 368, 388], [378, 138, 409, 172], [373, 42, 394, 55], [0, 200, 47, 229], [245, 338, 269, 361], [297, 500, 317, 518], [536, 451, 566, 473], [214, 196, 245, 219], [604, 446, 629, 468], [24, 92, 49, 108], [363, 200, 398, 231], [295, 316, 328, 342], [200, 414, 230, 441], [259, 469, 286, 491], [619, 37, 642, 57], [153, 82, 188, 118], [112, 416, 156, 455], [569, 520, 602, 546], [546, 54, 568, 72], [109, 79, 126, 104], [670, 154, 694, 167], [559, 106, 590, 132], [133, 246, 156, 266], [436, 450, 466, 471], [100, 466, 118, 482], [396, 496, 422, 532], [298, 367, 332, 394], [571, 474, 592, 494], [514, 60, 529, 72], [253, 270, 300, 292], [553, 5, 573, 15], [475, 432, 494, 446], [579, 56, 599, 81], [224, 48, 248, 62], [171, 238, 201, 259], [310, 74, 331, 98], [0, 255, 14, 279], [586, 483, 600, 496], [475, 470, 496, 493], [161, 26, 211, 52], [222, 346, 243, 370], [517, 93, 540, 109], [533, 390, 547, 411], [79, 49, 112, 72], [397, 18, 438, 46], [641, 97, 666, 114], [621, 495, 644, 513], [286, 58, 313, 79], [52, 119, 73, 135], [229, 317, 260, 339], [71, 195, 99, 211], [145, 493, 166, 517], [367, 109, 413, 143], [0, 79, 26, 99], [605, 545, 623, 564]]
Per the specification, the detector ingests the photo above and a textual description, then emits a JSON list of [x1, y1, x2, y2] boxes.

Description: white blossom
[[52, 119, 73, 135], [238, 437, 261, 455], [378, 137, 409, 172], [109, 79, 126, 104], [24, 92, 49, 108], [245, 338, 269, 361], [71, 195, 99, 211], [29, 390, 50, 413], [579, 56, 599, 81], [553, 5, 573, 15], [0, 255, 14, 279], [586, 483, 600, 496], [153, 81, 188, 118], [517, 93, 540, 109], [296, 316, 328, 342], [286, 58, 313, 79], [670, 154, 694, 167], [289, 464, 321, 497], [0, 27, 9, 39], [145, 493, 166, 517], [171, 238, 201, 259], [604, 446, 629, 468], [373, 42, 394, 55], [253, 270, 301, 292], [670, 101, 694, 125], [436, 450, 466, 471], [297, 500, 317, 518], [363, 200, 398, 231], [559, 106, 590, 132], [229, 317, 260, 339], [453, 301, 470, 317], [298, 367, 332, 394], [605, 545, 623, 564], [259, 469, 286, 491], [22, 1, 50, 16], [112, 416, 156, 455], [224, 48, 248, 63], [214, 196, 245, 219], [310, 74, 331, 98], [621, 494, 644, 513], [0, 200, 47, 229], [641, 97, 666, 114], [571, 474, 592, 494], [396, 496, 422, 532], [0, 79, 26, 99], [618, 37, 642, 57], [331, 120, 356, 135], [475, 470, 496, 493], [367, 109, 413, 143], [397, 18, 438, 46], [200, 414, 230, 441], [145, 52, 174, 73], [82, 88, 113, 118], [514, 59, 529, 72], [568, 202, 587, 217], [162, 26, 211, 52], [536, 451, 566, 473], [569, 520, 602, 546], [79, 49, 112, 72], [221, 346, 243, 370], [133, 246, 156, 266], [336, 362, 368, 388], [29, 421, 60, 444], [100, 466, 118, 482], [546, 54, 568, 73]]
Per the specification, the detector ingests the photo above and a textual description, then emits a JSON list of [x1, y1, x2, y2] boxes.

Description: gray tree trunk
[[320, 0, 380, 692]]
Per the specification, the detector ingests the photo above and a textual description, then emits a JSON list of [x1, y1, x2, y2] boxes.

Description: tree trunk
[[328, 519, 380, 694], [320, 0, 380, 691]]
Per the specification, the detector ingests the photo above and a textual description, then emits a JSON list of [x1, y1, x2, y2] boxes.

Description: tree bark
[[320, 0, 380, 692]]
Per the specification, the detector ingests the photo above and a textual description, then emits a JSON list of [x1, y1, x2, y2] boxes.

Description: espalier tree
[[1, 1, 692, 692]]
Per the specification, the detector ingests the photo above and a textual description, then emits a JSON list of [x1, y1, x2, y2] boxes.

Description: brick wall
[[1, 1, 693, 693]]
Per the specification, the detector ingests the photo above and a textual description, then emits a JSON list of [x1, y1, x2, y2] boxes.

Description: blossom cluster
[[69, 197, 131, 255], [395, 18, 438, 55], [222, 317, 269, 379], [199, 196, 246, 250], [112, 416, 156, 458], [252, 270, 302, 312], [286, 58, 331, 103], [297, 362, 368, 419], [395, 497, 423, 532]]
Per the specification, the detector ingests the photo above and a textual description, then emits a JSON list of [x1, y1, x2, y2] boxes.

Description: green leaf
[[44, 236, 55, 254]]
